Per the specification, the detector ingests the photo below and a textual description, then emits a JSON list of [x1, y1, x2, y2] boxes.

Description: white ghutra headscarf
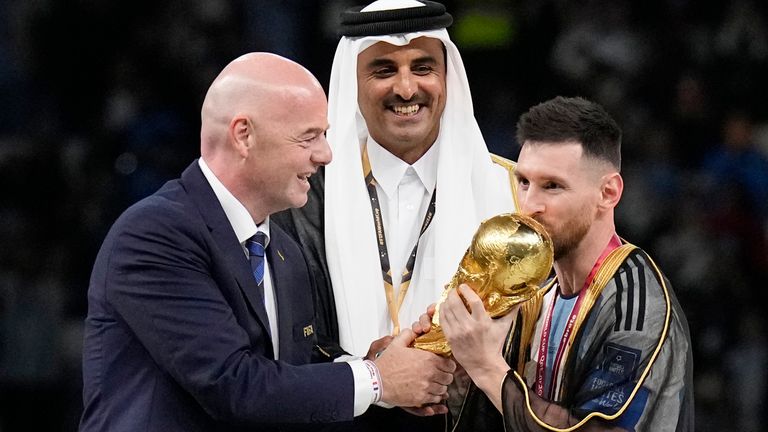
[[325, 0, 516, 356]]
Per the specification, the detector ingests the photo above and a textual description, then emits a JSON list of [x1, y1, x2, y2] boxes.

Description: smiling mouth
[[391, 104, 420, 116]]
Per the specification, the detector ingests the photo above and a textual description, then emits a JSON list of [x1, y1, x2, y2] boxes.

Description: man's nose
[[393, 71, 416, 100], [519, 189, 544, 216], [312, 135, 332, 166]]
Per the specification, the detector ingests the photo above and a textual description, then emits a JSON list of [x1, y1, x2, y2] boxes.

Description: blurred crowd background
[[1, 1, 767, 430]]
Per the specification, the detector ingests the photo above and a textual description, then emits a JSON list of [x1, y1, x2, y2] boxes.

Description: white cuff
[[347, 358, 381, 416], [375, 400, 395, 408]]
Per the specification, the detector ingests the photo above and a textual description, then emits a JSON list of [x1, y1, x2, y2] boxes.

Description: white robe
[[325, 7, 516, 356]]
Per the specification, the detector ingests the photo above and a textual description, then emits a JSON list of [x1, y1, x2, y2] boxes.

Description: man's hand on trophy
[[364, 334, 394, 361], [374, 328, 456, 409], [412, 303, 437, 336], [440, 284, 517, 383]]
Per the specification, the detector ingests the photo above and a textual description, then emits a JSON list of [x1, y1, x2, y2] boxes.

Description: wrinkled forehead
[[518, 141, 584, 172], [357, 36, 446, 67], [358, 35, 444, 56], [517, 141, 613, 182]]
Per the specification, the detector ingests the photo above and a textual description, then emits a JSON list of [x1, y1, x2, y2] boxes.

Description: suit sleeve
[[104, 202, 354, 425]]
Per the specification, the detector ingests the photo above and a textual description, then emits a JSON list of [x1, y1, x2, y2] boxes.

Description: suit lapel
[[180, 162, 273, 348], [267, 228, 297, 362]]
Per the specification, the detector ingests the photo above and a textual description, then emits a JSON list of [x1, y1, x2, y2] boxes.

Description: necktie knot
[[246, 232, 268, 258], [246, 231, 268, 288]]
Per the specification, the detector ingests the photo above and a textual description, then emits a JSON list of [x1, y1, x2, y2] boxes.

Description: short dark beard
[[551, 212, 591, 261]]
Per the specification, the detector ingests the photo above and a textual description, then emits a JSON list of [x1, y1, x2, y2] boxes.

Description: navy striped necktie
[[246, 232, 268, 289]]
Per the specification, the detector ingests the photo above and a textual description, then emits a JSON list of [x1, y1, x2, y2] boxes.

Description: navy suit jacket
[[80, 161, 354, 432]]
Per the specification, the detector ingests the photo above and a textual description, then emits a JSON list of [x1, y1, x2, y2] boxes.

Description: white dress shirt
[[198, 158, 375, 415], [198, 158, 280, 358], [366, 137, 438, 334]]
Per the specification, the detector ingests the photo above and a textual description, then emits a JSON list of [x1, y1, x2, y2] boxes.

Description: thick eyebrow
[[363, 55, 439, 70], [542, 174, 569, 185], [363, 58, 394, 70], [514, 169, 569, 185], [410, 55, 439, 66]]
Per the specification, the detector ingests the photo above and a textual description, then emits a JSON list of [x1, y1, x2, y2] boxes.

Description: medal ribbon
[[535, 235, 622, 399], [361, 145, 436, 335]]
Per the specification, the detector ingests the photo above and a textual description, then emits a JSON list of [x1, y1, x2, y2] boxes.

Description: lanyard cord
[[361, 145, 436, 334]]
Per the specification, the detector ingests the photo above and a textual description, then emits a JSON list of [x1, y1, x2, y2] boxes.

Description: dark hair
[[516, 96, 622, 170]]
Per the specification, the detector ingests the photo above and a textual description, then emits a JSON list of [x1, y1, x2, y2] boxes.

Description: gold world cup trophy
[[412, 213, 554, 356]]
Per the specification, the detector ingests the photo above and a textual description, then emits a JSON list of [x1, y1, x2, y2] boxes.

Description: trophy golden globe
[[412, 213, 554, 356]]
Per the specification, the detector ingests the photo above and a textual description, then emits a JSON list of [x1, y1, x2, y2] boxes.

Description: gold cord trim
[[490, 153, 519, 211], [516, 244, 673, 431]]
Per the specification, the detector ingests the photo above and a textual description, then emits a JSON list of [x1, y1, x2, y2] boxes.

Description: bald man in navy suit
[[79, 52, 455, 432]]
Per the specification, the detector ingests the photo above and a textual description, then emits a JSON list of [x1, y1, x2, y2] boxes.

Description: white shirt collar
[[366, 137, 438, 199], [198, 158, 270, 246]]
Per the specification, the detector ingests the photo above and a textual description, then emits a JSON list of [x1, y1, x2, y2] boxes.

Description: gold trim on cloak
[[511, 242, 675, 431]]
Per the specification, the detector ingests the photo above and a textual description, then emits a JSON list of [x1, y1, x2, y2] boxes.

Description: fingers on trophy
[[412, 213, 554, 356]]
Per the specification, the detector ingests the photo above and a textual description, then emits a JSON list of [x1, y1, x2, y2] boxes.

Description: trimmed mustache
[[384, 94, 429, 106]]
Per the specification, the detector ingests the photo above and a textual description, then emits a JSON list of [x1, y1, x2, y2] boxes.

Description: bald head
[[197, 52, 331, 223], [200, 52, 325, 157]]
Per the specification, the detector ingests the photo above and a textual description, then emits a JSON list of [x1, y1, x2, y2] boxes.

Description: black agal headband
[[339, 1, 453, 37]]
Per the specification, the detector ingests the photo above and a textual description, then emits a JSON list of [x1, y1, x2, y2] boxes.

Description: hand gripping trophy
[[412, 213, 554, 356]]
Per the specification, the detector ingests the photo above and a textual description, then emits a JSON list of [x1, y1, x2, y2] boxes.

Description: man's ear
[[230, 116, 252, 159], [599, 172, 623, 210]]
